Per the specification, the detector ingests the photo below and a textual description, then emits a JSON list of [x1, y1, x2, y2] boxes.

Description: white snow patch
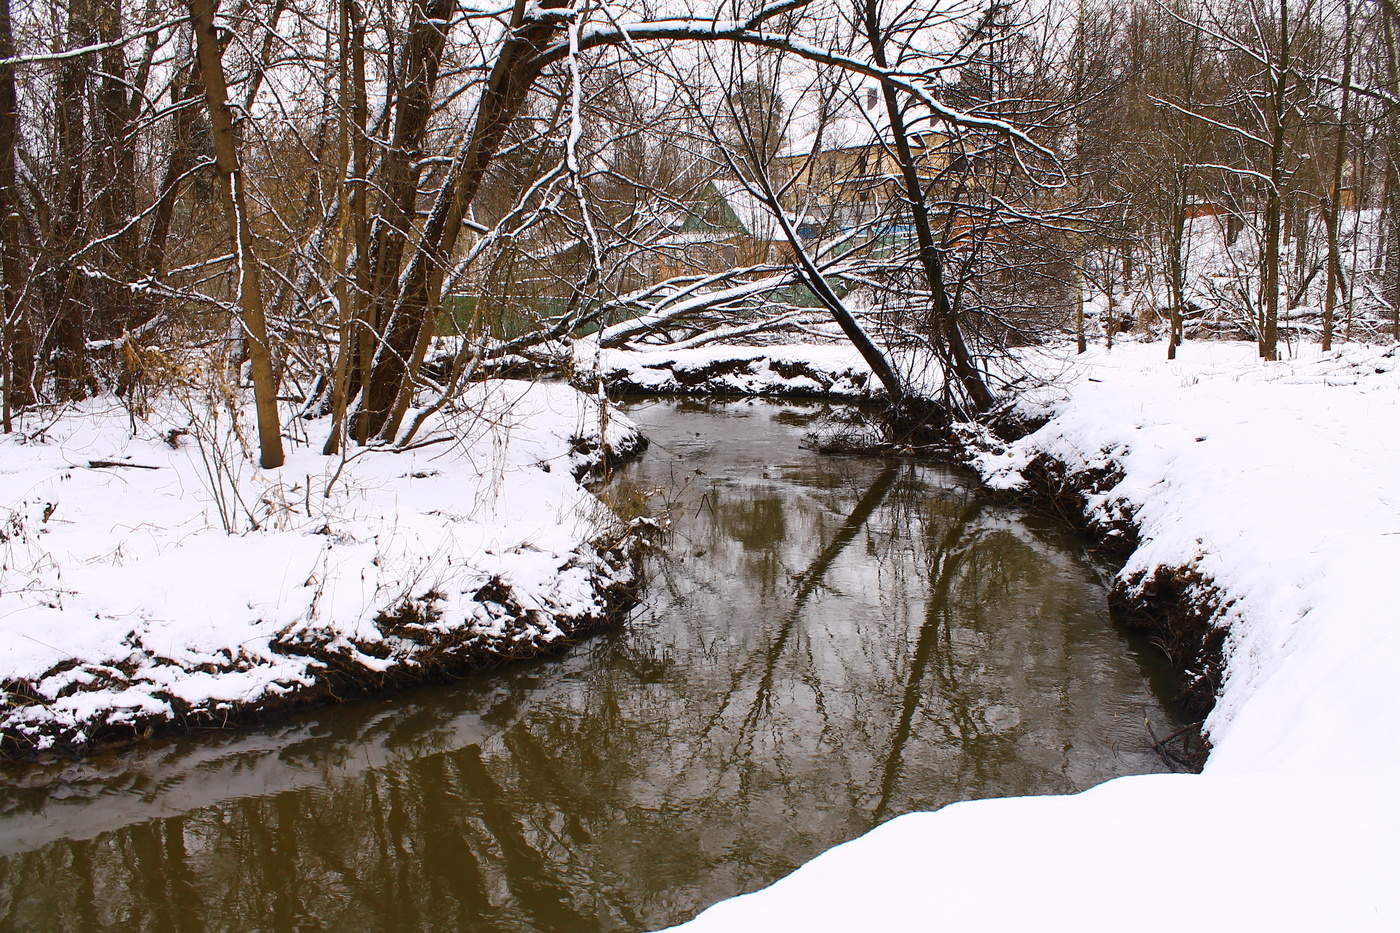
[[1, 380, 642, 751], [576, 341, 881, 398]]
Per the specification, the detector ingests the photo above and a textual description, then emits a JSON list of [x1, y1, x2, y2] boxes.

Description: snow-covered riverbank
[[0, 380, 646, 758], [668, 339, 1400, 931], [573, 341, 881, 398]]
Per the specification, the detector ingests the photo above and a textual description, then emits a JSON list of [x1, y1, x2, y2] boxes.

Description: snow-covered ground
[[0, 380, 644, 756], [668, 339, 1400, 931], [574, 341, 882, 398]]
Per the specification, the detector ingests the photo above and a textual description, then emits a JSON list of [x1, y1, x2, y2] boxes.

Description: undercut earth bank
[[985, 451, 1225, 757]]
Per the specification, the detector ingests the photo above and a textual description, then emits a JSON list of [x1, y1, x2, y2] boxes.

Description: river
[[0, 397, 1180, 931]]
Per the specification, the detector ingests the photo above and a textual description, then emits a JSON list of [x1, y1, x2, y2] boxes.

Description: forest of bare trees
[[1, 0, 1398, 456]]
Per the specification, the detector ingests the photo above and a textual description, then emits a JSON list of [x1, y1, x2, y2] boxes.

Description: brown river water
[[0, 397, 1179, 932]]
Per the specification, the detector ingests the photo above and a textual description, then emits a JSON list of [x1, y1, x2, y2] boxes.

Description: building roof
[[779, 84, 939, 159]]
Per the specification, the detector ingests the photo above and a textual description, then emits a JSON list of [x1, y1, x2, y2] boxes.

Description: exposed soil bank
[[997, 453, 1222, 765], [1, 523, 652, 763]]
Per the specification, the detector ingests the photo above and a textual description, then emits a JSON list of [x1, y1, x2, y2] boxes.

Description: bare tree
[[189, 0, 284, 467], [0, 0, 20, 430]]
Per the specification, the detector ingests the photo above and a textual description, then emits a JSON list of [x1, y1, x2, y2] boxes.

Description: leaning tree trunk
[[859, 0, 993, 413], [188, 0, 285, 468], [356, 0, 574, 442]]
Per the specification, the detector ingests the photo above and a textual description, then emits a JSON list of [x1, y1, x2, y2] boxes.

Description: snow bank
[[574, 342, 881, 398], [668, 340, 1400, 931], [0, 380, 645, 756]]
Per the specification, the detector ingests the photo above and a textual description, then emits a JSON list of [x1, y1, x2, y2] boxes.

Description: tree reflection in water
[[0, 398, 1181, 932]]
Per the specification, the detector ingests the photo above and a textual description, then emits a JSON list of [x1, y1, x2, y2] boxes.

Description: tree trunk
[[1260, 0, 1291, 361], [324, 0, 361, 455], [1074, 272, 1086, 354], [1105, 263, 1118, 351], [357, 0, 573, 442], [0, 0, 24, 428], [1262, 189, 1281, 359], [1385, 2, 1400, 341], [143, 43, 200, 276], [1168, 186, 1187, 360], [188, 0, 285, 469], [860, 0, 993, 412], [47, 0, 93, 398], [92, 0, 138, 338], [1322, 0, 1353, 352], [342, 0, 456, 442]]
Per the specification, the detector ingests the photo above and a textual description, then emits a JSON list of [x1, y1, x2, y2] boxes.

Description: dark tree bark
[[1382, 0, 1400, 341], [46, 0, 94, 398], [143, 45, 202, 277], [344, 0, 456, 441], [1259, 0, 1292, 362], [859, 0, 994, 412], [324, 0, 370, 455], [0, 0, 27, 427], [1321, 0, 1353, 352], [1167, 192, 1187, 360], [355, 0, 574, 442], [91, 0, 142, 340]]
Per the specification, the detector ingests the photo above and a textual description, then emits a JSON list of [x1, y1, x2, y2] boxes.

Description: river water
[[0, 398, 1179, 932]]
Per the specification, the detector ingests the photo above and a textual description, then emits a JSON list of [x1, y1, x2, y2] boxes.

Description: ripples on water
[[0, 398, 1180, 932]]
